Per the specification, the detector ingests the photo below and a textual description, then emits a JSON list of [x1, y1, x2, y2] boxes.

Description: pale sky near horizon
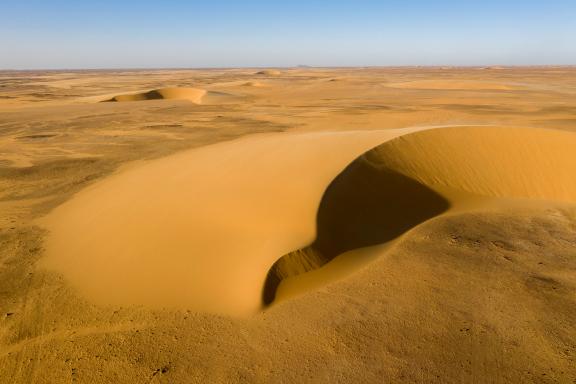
[[1, 0, 575, 69]]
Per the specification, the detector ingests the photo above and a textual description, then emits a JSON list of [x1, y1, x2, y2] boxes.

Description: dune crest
[[40, 126, 576, 315], [103, 87, 207, 103]]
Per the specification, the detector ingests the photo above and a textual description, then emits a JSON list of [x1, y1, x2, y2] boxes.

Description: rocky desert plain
[[0, 66, 576, 383]]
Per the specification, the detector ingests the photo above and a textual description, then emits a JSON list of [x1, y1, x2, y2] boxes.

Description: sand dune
[[255, 69, 281, 76], [41, 126, 576, 315], [103, 87, 207, 103], [243, 81, 264, 87]]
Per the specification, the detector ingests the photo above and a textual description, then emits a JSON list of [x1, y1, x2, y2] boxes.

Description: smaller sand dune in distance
[[255, 69, 281, 76], [243, 81, 264, 87], [103, 87, 207, 103]]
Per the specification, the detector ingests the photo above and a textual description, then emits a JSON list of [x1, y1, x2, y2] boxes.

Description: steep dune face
[[103, 87, 207, 103], [263, 165, 450, 304], [40, 127, 576, 315]]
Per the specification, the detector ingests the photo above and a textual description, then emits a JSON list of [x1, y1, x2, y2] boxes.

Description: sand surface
[[1, 67, 576, 383]]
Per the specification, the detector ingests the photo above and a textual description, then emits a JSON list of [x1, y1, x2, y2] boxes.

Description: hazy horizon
[[3, 64, 576, 72], [2, 0, 575, 70]]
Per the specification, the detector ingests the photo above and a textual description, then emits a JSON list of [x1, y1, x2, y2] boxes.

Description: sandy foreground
[[1, 67, 576, 383]]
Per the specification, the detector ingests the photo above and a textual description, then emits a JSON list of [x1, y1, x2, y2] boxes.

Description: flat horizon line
[[1, 64, 576, 73]]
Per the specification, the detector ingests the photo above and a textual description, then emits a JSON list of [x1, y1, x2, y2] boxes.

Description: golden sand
[[1, 67, 576, 383]]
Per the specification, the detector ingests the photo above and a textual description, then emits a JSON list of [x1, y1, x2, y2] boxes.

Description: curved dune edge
[[39, 128, 409, 316], [102, 87, 207, 103], [39, 126, 576, 316]]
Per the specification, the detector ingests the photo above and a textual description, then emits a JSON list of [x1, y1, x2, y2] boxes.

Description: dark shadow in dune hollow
[[102, 90, 164, 103], [262, 156, 450, 305]]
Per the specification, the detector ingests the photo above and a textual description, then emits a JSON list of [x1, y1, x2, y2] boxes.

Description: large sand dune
[[41, 126, 576, 315]]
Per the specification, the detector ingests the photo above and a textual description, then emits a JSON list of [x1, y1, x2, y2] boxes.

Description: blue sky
[[1, 0, 575, 69]]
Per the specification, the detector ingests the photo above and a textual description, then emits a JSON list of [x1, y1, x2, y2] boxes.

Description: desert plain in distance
[[0, 66, 575, 383]]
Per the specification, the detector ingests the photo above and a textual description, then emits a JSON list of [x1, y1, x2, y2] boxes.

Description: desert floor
[[1, 67, 575, 383]]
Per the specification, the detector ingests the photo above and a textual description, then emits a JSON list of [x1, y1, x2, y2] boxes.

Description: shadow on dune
[[262, 156, 450, 305], [102, 90, 165, 102], [101, 87, 207, 103]]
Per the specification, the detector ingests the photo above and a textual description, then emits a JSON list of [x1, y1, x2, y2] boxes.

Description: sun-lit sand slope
[[2, 67, 576, 383], [368, 126, 576, 201], [103, 87, 207, 103], [40, 129, 413, 315], [41, 126, 576, 316]]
